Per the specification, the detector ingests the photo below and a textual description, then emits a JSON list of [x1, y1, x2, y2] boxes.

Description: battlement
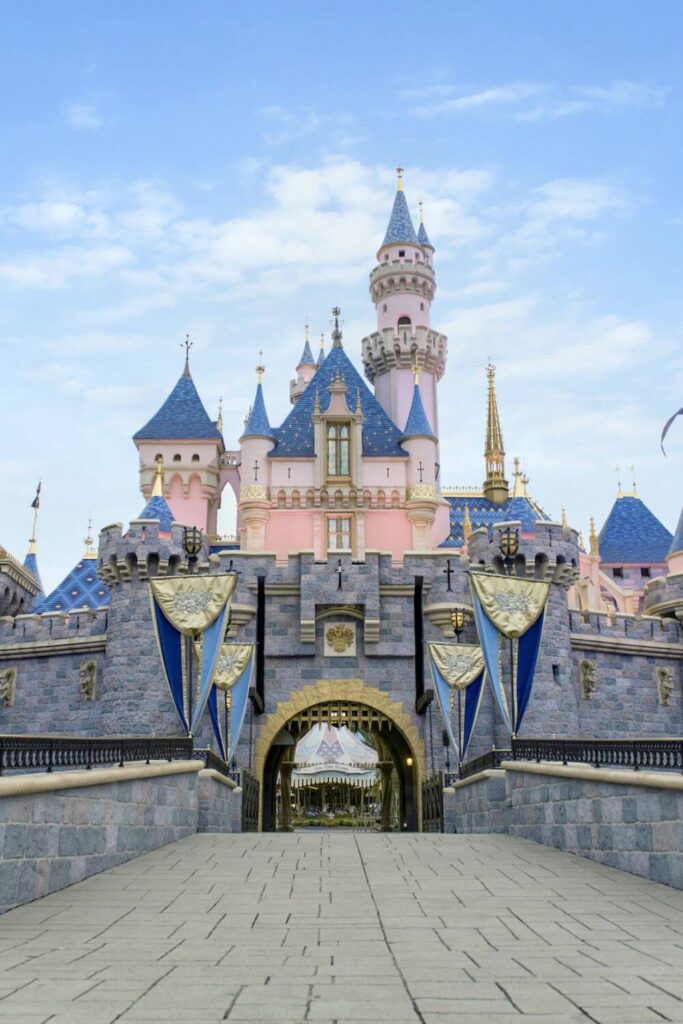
[[643, 571, 683, 620], [569, 608, 681, 643], [466, 520, 580, 589], [361, 325, 447, 382], [97, 520, 207, 587], [0, 606, 109, 646]]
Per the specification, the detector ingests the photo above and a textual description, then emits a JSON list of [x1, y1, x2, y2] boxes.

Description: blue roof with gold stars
[[599, 495, 672, 563], [33, 558, 110, 613], [134, 365, 222, 441], [270, 345, 407, 458], [440, 495, 550, 548]]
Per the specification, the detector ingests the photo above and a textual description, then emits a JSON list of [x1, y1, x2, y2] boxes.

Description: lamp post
[[182, 526, 203, 735], [498, 526, 519, 738], [451, 607, 467, 773]]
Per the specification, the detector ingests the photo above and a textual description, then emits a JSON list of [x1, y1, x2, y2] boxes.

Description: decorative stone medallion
[[324, 621, 356, 658]]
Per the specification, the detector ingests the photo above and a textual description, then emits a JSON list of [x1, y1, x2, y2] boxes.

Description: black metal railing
[[0, 735, 193, 775], [455, 748, 511, 782], [422, 773, 444, 832], [241, 770, 260, 832], [511, 737, 683, 773], [192, 747, 241, 785]]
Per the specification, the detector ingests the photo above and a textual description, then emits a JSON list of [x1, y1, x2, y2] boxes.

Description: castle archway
[[254, 681, 424, 832]]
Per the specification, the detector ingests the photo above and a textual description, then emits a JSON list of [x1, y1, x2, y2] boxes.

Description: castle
[[1, 170, 681, 830]]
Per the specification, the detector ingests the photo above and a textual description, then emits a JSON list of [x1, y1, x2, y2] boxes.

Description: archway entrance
[[255, 681, 424, 832]]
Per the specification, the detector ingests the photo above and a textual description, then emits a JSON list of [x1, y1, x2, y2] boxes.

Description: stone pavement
[[1, 833, 683, 1024]]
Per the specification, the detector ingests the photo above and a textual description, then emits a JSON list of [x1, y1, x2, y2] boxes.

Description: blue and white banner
[[427, 643, 487, 762], [469, 572, 550, 735]]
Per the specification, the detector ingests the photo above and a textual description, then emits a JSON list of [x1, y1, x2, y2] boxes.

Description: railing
[[241, 770, 260, 832], [512, 737, 683, 773], [193, 747, 241, 785], [454, 748, 511, 782], [0, 735, 193, 775], [422, 773, 444, 832]]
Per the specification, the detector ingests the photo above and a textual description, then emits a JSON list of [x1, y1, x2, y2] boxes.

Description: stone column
[[379, 762, 394, 832]]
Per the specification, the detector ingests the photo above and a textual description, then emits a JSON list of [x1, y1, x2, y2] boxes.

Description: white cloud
[[66, 102, 103, 130], [407, 79, 667, 121]]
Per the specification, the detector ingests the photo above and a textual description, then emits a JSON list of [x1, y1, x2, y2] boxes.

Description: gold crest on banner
[[150, 575, 237, 635], [470, 573, 550, 638], [193, 641, 253, 691], [427, 643, 485, 690]]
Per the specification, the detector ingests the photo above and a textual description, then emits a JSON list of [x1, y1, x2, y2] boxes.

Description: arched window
[[173, 454, 181, 463], [326, 423, 350, 478], [191, 453, 200, 463], [398, 316, 411, 328]]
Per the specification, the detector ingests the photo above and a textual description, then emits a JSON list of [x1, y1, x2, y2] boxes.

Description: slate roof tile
[[382, 190, 418, 247], [133, 369, 222, 441], [599, 495, 673, 563], [33, 559, 110, 613], [440, 495, 550, 548]]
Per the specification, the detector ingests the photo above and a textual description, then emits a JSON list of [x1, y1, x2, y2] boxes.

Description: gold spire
[[483, 362, 508, 505], [578, 530, 585, 551], [412, 360, 421, 385], [217, 396, 223, 434], [396, 166, 404, 192], [256, 353, 265, 384], [561, 506, 568, 529], [83, 513, 95, 559], [419, 199, 424, 224], [589, 517, 599, 557], [152, 455, 164, 498], [304, 319, 309, 343], [319, 332, 325, 353], [511, 457, 526, 497], [462, 503, 473, 543]]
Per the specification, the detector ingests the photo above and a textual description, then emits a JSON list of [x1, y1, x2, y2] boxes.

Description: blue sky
[[2, 0, 682, 589]]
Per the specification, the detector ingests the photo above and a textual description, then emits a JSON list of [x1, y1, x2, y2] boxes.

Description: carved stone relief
[[656, 666, 674, 707], [0, 667, 17, 706], [579, 658, 597, 700], [80, 660, 97, 701], [323, 622, 356, 658]]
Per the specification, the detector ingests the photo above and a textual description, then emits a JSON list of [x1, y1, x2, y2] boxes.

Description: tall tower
[[483, 363, 509, 505], [362, 169, 447, 438]]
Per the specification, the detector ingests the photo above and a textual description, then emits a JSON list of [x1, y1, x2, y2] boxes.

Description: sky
[[1, 0, 682, 590]]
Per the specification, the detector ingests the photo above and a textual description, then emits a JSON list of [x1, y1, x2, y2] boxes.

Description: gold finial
[[589, 517, 599, 557], [419, 199, 424, 224], [578, 530, 585, 551], [561, 506, 567, 528], [462, 503, 473, 543], [83, 513, 95, 558], [630, 465, 638, 497], [181, 334, 193, 377], [396, 166, 404, 192], [28, 480, 41, 554], [412, 360, 420, 385], [152, 454, 164, 498], [512, 456, 526, 497], [256, 351, 265, 384], [320, 332, 325, 352], [217, 396, 223, 433], [615, 465, 622, 498], [305, 319, 309, 342]]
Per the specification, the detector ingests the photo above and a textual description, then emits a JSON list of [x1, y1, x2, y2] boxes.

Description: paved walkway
[[1, 834, 683, 1024]]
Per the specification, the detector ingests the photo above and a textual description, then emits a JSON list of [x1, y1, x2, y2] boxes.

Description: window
[[326, 422, 350, 478], [383, 304, 387, 313], [613, 567, 623, 578], [173, 454, 181, 463], [398, 316, 411, 328], [398, 249, 405, 257], [191, 453, 200, 463], [641, 567, 651, 578], [420, 302, 424, 311], [328, 516, 352, 550]]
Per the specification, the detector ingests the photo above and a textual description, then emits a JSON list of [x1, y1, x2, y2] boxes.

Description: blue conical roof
[[382, 190, 418, 248], [401, 384, 435, 441], [298, 340, 315, 367], [23, 550, 44, 597], [271, 345, 407, 458], [241, 382, 274, 440], [598, 495, 673, 563], [134, 365, 222, 441], [668, 506, 683, 558], [417, 221, 433, 249], [33, 558, 110, 613], [317, 345, 326, 366], [137, 495, 175, 532]]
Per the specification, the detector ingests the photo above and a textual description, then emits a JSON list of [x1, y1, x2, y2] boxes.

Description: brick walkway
[[1, 833, 683, 1023]]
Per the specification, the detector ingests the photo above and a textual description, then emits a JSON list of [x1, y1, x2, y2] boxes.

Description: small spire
[[83, 513, 95, 558], [181, 334, 193, 377], [317, 332, 326, 366], [589, 517, 599, 557], [256, 354, 265, 384], [511, 457, 526, 497], [419, 199, 424, 224], [305, 319, 309, 343], [28, 480, 41, 555], [313, 389, 321, 415], [462, 504, 473, 543], [396, 166, 404, 192], [615, 465, 623, 498], [152, 454, 164, 498], [217, 396, 223, 434], [483, 362, 508, 504], [412, 361, 421, 385], [355, 387, 362, 416], [630, 465, 638, 497], [331, 307, 343, 348], [578, 530, 585, 551]]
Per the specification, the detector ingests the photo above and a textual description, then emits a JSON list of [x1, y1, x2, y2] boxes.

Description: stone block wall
[[0, 763, 241, 913], [444, 763, 683, 888]]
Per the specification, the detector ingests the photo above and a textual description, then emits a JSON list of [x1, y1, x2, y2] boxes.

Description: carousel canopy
[[292, 724, 378, 788]]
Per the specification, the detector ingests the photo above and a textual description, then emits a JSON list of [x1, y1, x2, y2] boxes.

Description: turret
[[239, 362, 274, 551], [482, 363, 509, 505], [362, 169, 447, 438], [290, 322, 318, 404], [400, 366, 439, 550], [133, 340, 224, 535]]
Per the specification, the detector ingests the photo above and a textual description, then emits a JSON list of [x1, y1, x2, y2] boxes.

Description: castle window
[[173, 454, 181, 462], [383, 304, 387, 313], [326, 422, 350, 479], [327, 516, 352, 551], [641, 567, 651, 578], [398, 316, 411, 328], [613, 567, 623, 578], [398, 249, 405, 257], [191, 453, 200, 463], [420, 302, 424, 311]]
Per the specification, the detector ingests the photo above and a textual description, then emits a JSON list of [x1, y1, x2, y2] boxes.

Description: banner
[[195, 642, 254, 759], [149, 574, 237, 735], [470, 572, 550, 735], [427, 643, 486, 762]]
